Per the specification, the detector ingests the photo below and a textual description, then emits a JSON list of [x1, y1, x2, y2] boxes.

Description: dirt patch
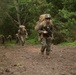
[[0, 45, 76, 75]]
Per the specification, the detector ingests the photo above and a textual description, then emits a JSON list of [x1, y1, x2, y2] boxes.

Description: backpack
[[35, 14, 46, 31]]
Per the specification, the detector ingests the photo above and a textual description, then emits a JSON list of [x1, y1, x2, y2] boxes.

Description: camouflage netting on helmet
[[19, 25, 25, 28], [19, 25, 25, 30], [45, 14, 51, 19]]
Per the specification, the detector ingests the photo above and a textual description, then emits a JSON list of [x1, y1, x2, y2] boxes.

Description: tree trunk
[[14, 0, 21, 26]]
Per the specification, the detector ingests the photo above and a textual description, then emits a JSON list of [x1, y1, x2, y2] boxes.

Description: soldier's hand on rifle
[[43, 31, 48, 34]]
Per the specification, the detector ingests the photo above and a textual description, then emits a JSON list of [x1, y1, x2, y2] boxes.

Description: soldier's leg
[[23, 35, 26, 44], [2, 38, 5, 44], [19, 35, 22, 45], [41, 38, 46, 55], [46, 45, 50, 55], [22, 35, 26, 46], [16, 38, 18, 43], [20, 36, 24, 46], [2, 36, 5, 44], [46, 38, 51, 56], [41, 45, 46, 55]]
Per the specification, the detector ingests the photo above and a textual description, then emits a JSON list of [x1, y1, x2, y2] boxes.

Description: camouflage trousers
[[41, 37, 52, 55], [19, 35, 26, 46]]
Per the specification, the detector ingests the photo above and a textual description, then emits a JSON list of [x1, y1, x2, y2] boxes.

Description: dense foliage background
[[0, 0, 76, 44]]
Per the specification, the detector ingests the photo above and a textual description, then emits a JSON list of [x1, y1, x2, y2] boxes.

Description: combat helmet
[[19, 25, 25, 29], [45, 14, 51, 19]]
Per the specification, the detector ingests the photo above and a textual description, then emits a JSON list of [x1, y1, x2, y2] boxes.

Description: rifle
[[43, 25, 52, 37]]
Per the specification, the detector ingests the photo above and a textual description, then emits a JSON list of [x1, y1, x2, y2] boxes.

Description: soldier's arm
[[24, 29, 28, 38], [36, 23, 44, 34], [49, 20, 54, 38], [35, 21, 39, 31], [51, 22, 54, 39], [18, 30, 20, 35], [50, 20, 53, 26]]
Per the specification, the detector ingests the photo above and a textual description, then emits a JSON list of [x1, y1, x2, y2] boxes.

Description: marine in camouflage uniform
[[18, 25, 28, 46], [0, 35, 5, 44], [36, 14, 54, 58], [15, 33, 20, 44], [7, 35, 12, 42]]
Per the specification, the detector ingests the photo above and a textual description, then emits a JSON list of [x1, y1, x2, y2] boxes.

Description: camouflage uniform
[[18, 25, 28, 46], [15, 33, 20, 44], [36, 14, 54, 57], [0, 35, 5, 44], [7, 35, 12, 42]]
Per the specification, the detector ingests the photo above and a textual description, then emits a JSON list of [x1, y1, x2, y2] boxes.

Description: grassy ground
[[58, 41, 76, 46], [3, 39, 76, 46], [4, 38, 39, 47], [26, 38, 76, 46]]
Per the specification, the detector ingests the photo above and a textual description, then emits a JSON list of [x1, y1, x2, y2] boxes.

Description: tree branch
[[6, 12, 18, 28], [13, 0, 21, 26]]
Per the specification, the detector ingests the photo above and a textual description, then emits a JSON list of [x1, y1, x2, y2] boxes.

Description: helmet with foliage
[[45, 14, 51, 19], [19, 25, 25, 29]]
